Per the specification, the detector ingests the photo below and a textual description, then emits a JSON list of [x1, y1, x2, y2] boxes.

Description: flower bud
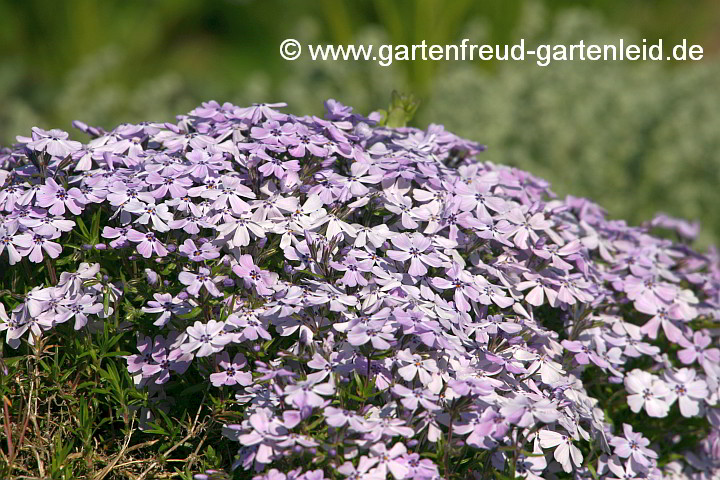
[[145, 268, 159, 285]]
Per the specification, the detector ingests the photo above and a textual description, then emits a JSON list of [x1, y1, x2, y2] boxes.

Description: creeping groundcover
[[0, 100, 718, 480]]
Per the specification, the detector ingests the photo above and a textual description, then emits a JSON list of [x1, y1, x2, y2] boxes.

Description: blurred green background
[[1, 0, 719, 246]]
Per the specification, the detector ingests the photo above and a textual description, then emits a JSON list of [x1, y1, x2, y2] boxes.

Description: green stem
[[444, 417, 454, 479]]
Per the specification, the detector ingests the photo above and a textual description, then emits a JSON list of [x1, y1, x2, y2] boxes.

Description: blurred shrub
[[424, 5, 720, 247]]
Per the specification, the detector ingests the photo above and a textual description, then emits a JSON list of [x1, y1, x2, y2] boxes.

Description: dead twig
[[93, 411, 137, 480], [137, 392, 208, 480]]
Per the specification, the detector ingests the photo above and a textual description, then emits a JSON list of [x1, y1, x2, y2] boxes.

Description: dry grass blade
[[93, 412, 137, 480]]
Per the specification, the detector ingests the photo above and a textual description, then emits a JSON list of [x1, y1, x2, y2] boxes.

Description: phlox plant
[[0, 98, 718, 480]]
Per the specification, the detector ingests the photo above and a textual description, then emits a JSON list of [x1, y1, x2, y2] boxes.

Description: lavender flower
[[180, 320, 232, 357], [610, 424, 658, 467], [210, 352, 252, 387], [0, 99, 718, 480]]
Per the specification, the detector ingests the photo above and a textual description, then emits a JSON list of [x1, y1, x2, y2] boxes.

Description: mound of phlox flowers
[[0, 99, 719, 480]]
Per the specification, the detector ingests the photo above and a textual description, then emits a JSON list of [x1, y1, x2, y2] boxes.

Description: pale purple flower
[[513, 351, 565, 385], [331, 255, 373, 287], [235, 410, 288, 464], [624, 369, 671, 417], [142, 342, 192, 384], [500, 395, 559, 427], [400, 453, 439, 480], [179, 267, 224, 297], [392, 384, 440, 411], [454, 176, 506, 218], [396, 349, 438, 385], [610, 423, 658, 467], [347, 323, 396, 350], [36, 178, 85, 215], [338, 163, 382, 200], [1, 302, 52, 348], [227, 310, 272, 343], [216, 211, 270, 248], [538, 429, 583, 473], [282, 124, 328, 158], [430, 263, 478, 312], [499, 208, 552, 250], [106, 181, 155, 208], [663, 368, 709, 417], [251, 120, 296, 145], [384, 191, 420, 229], [354, 223, 393, 250], [124, 334, 154, 375], [606, 455, 644, 480], [19, 214, 75, 236], [258, 154, 301, 180], [283, 378, 335, 408], [234, 102, 288, 123], [473, 274, 514, 308], [145, 170, 192, 199], [210, 352, 252, 387], [102, 225, 132, 248], [387, 232, 443, 277], [180, 320, 232, 357], [142, 293, 191, 326], [179, 239, 220, 262], [203, 175, 255, 214], [323, 407, 365, 429], [0, 224, 25, 265], [14, 231, 62, 263], [635, 294, 683, 343], [365, 442, 409, 480], [232, 255, 275, 296], [56, 294, 103, 330], [562, 340, 609, 368], [125, 201, 173, 232], [184, 149, 229, 179], [127, 230, 168, 258], [22, 127, 82, 157], [677, 331, 720, 367]]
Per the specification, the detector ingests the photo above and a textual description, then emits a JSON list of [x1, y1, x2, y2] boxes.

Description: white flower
[[538, 429, 583, 473], [663, 368, 708, 417], [514, 350, 565, 385], [624, 369, 671, 418], [609, 423, 657, 467], [125, 200, 173, 232], [396, 349, 438, 386]]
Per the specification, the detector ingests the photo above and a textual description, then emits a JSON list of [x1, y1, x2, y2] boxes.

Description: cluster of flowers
[[0, 262, 118, 346], [1, 99, 719, 480]]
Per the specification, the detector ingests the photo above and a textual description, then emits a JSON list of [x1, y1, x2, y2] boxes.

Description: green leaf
[[2, 356, 24, 368], [177, 307, 203, 320], [179, 382, 207, 397], [587, 463, 599, 480], [75, 215, 91, 240], [103, 287, 111, 315], [385, 91, 420, 128], [91, 208, 102, 243]]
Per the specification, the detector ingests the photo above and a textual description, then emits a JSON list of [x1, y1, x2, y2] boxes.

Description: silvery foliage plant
[[0, 98, 718, 480]]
